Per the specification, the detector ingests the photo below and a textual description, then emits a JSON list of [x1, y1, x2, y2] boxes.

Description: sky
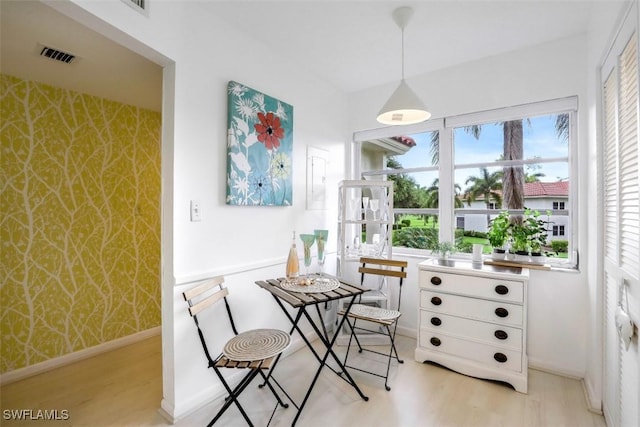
[[394, 114, 569, 190]]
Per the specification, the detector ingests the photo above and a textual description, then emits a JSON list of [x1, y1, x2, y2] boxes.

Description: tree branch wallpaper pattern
[[0, 74, 161, 373], [226, 81, 294, 206]]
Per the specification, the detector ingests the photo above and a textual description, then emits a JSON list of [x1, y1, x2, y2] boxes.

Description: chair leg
[[257, 370, 290, 409], [383, 325, 397, 391], [341, 316, 359, 371], [210, 368, 261, 426], [389, 323, 404, 364]]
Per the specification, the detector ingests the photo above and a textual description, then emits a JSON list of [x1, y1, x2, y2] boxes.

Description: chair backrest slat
[[359, 257, 407, 268], [183, 276, 228, 317], [188, 287, 228, 316], [183, 276, 225, 301], [358, 266, 407, 279], [359, 258, 408, 312]]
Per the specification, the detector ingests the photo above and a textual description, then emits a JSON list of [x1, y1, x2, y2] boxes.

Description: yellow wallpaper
[[0, 74, 161, 373]]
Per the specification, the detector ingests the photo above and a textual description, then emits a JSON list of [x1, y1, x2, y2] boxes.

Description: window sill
[[392, 248, 580, 273]]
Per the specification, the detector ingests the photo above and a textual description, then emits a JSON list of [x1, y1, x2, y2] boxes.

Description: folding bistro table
[[254, 275, 369, 426]]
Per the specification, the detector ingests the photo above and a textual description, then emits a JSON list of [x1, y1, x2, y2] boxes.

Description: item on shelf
[[362, 196, 369, 220], [299, 234, 316, 283], [286, 231, 300, 280], [369, 199, 379, 221], [314, 229, 329, 271]]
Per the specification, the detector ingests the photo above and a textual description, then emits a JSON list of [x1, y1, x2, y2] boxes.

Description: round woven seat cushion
[[349, 304, 400, 321], [223, 329, 290, 361]]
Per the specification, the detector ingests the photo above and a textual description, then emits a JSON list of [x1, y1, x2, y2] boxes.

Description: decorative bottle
[[286, 231, 299, 280]]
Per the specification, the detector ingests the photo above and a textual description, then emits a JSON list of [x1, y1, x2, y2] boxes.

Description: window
[[355, 97, 577, 267]]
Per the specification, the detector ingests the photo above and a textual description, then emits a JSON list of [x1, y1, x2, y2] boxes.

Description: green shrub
[[463, 230, 488, 239], [393, 227, 438, 249], [551, 240, 569, 253], [456, 240, 473, 253]]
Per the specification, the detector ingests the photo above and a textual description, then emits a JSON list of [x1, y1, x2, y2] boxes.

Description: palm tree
[[464, 168, 503, 224], [525, 161, 546, 183], [424, 178, 463, 228], [555, 113, 569, 142], [386, 157, 421, 208], [502, 120, 525, 211]]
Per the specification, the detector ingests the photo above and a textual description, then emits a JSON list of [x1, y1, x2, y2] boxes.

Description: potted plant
[[430, 240, 456, 265], [487, 211, 510, 260], [526, 209, 549, 263], [509, 219, 531, 262]]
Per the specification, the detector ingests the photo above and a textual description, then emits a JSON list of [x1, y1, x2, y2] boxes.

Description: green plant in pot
[[487, 211, 510, 260], [430, 240, 456, 264], [509, 219, 531, 262], [526, 208, 549, 262]]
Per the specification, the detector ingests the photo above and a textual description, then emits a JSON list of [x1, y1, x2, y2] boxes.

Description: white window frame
[[353, 96, 578, 268]]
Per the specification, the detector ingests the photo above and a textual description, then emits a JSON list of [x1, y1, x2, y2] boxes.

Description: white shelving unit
[[336, 180, 394, 345]]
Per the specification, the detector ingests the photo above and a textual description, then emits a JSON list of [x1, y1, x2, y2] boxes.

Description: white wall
[[54, 0, 348, 420], [349, 35, 593, 378]]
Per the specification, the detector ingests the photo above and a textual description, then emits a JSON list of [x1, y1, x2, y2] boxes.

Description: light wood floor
[[1, 334, 606, 427]]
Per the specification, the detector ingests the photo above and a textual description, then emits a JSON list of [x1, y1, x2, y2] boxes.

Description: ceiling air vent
[[121, 0, 148, 15], [39, 46, 76, 64]]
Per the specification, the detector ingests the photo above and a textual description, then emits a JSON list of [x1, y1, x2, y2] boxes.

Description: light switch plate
[[190, 200, 201, 222]]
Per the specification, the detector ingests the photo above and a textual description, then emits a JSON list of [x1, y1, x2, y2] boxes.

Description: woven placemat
[[349, 304, 400, 321], [223, 329, 290, 361], [280, 277, 340, 293]]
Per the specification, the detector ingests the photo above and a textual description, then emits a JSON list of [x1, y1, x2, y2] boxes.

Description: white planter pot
[[491, 249, 506, 261], [513, 252, 530, 263], [530, 254, 545, 264]]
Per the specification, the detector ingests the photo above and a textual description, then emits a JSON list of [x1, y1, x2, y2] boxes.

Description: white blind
[[618, 35, 639, 278], [604, 70, 619, 262]]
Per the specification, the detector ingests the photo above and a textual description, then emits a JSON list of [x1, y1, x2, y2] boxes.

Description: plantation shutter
[[601, 3, 639, 426], [604, 70, 619, 262], [618, 35, 639, 277]]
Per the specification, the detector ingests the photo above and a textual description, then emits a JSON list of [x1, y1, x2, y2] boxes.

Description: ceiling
[[0, 1, 621, 112]]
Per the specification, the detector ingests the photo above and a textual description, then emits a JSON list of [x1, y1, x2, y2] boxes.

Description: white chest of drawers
[[415, 259, 530, 393]]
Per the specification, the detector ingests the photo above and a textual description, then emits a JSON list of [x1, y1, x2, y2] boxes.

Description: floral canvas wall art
[[226, 81, 294, 206]]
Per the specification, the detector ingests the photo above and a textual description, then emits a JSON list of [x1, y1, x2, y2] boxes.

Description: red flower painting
[[254, 112, 284, 150]]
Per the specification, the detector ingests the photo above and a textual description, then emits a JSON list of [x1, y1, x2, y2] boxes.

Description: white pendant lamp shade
[[376, 79, 431, 125], [377, 6, 430, 126]]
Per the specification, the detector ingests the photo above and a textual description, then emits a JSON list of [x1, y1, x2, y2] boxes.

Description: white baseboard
[[581, 377, 603, 414], [0, 326, 161, 386], [528, 357, 584, 380]]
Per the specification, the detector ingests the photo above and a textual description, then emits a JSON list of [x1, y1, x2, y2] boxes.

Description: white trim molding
[[0, 327, 161, 386]]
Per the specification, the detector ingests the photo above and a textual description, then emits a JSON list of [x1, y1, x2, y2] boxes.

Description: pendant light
[[376, 6, 431, 125]]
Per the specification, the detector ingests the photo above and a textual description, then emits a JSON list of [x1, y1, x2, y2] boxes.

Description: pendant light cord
[[401, 26, 405, 80]]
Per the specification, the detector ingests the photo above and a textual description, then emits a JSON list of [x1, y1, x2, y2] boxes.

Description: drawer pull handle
[[495, 307, 509, 318], [430, 337, 441, 347], [430, 276, 442, 285], [494, 330, 509, 340], [494, 352, 508, 363], [495, 285, 509, 295], [431, 297, 442, 306], [430, 317, 442, 326]]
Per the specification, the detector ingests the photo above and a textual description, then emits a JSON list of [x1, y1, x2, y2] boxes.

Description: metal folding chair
[[183, 276, 292, 426], [340, 257, 408, 391]]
